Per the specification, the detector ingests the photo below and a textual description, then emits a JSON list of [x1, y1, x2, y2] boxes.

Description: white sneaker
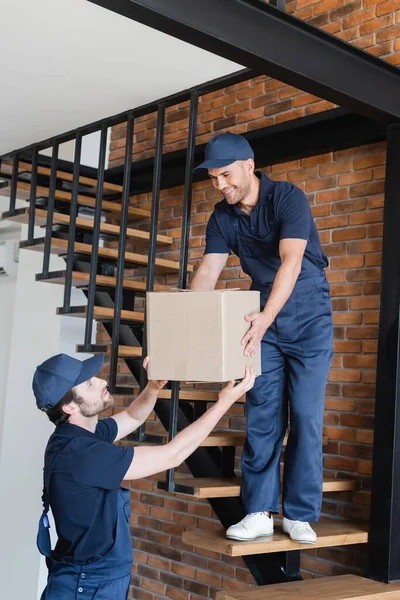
[[282, 517, 317, 543], [226, 512, 274, 541]]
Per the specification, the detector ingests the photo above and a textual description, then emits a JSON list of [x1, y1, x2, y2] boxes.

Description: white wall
[[0, 224, 94, 599], [39, 130, 110, 168]]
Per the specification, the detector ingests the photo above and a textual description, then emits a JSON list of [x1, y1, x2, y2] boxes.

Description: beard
[[78, 394, 114, 417], [224, 171, 252, 205]]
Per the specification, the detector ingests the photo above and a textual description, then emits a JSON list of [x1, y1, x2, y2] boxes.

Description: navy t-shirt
[[46, 418, 134, 564], [205, 172, 328, 284]]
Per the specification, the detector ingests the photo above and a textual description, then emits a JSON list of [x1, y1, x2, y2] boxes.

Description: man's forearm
[[190, 269, 216, 291], [126, 384, 159, 425], [263, 260, 301, 324]]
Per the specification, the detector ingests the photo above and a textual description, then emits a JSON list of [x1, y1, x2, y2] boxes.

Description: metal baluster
[[166, 91, 199, 492], [83, 124, 108, 349], [109, 112, 135, 391], [42, 142, 59, 278], [136, 102, 165, 441], [9, 152, 19, 214], [63, 132, 83, 312], [27, 149, 38, 245]]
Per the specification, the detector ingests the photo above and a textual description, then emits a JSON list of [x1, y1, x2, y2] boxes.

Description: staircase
[[0, 86, 392, 598]]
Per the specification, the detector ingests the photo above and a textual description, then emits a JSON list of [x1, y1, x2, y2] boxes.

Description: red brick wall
[[101, 0, 399, 596]]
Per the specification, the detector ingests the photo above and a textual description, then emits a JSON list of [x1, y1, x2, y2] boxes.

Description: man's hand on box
[[143, 357, 168, 391], [218, 366, 257, 405], [241, 311, 271, 357]]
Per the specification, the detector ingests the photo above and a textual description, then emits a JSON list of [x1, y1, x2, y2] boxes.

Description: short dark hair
[[46, 388, 83, 426]]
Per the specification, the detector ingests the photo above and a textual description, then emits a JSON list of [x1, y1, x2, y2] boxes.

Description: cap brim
[[75, 354, 104, 386], [193, 158, 236, 172]]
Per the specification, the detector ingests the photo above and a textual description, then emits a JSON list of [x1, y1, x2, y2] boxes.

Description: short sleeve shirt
[[46, 418, 134, 564], [204, 172, 327, 284]]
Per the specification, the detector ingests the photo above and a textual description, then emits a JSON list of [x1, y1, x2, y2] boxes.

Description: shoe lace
[[291, 521, 312, 533], [243, 512, 268, 524]]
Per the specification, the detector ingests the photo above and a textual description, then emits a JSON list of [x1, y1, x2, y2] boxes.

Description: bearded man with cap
[[34, 353, 256, 599], [191, 132, 333, 544]]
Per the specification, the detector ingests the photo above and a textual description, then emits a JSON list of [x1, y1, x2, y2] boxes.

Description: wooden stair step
[[9, 160, 123, 194], [4, 207, 172, 245], [9, 180, 150, 220], [35, 270, 172, 294], [57, 305, 144, 322], [76, 344, 142, 358], [182, 520, 369, 556], [20, 237, 193, 274], [215, 574, 400, 600], [200, 431, 328, 447], [158, 389, 245, 403], [171, 477, 360, 498]]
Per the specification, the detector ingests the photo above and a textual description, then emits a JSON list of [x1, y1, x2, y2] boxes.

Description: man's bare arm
[[190, 253, 229, 291]]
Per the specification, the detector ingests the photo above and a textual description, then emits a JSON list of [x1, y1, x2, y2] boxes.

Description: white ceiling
[[0, 0, 241, 156]]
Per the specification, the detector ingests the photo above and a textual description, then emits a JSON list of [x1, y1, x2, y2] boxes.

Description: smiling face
[[208, 159, 254, 206], [71, 376, 114, 418]]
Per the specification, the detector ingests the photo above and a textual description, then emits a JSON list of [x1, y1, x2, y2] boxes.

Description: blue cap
[[33, 353, 104, 412], [194, 132, 254, 171]]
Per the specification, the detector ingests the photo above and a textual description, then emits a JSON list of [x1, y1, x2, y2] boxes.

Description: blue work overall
[[235, 201, 334, 522], [37, 436, 133, 599]]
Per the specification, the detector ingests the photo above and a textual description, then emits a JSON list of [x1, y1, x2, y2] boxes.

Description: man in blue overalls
[[191, 132, 333, 544], [34, 352, 256, 599]]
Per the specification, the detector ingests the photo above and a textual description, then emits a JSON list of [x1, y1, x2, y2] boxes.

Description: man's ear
[[245, 158, 255, 175], [62, 402, 77, 416]]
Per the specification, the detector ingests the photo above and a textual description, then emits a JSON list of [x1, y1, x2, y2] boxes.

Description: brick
[[364, 282, 381, 295], [365, 253, 381, 268], [360, 14, 394, 36], [331, 298, 348, 311], [332, 227, 366, 242], [325, 398, 356, 411], [368, 224, 383, 238], [316, 188, 349, 204], [330, 255, 364, 270], [316, 215, 348, 230], [332, 198, 367, 214], [343, 7, 376, 29], [264, 99, 292, 116], [333, 312, 362, 325], [348, 239, 382, 254], [353, 152, 387, 170], [330, 283, 363, 297], [339, 170, 373, 186], [183, 580, 209, 596], [213, 116, 237, 131], [334, 340, 362, 353], [328, 369, 361, 382], [349, 181, 385, 198], [225, 101, 251, 116], [305, 176, 337, 192], [347, 326, 379, 339], [349, 209, 383, 225], [320, 161, 353, 176], [342, 385, 376, 399], [324, 456, 358, 472], [376, 24, 400, 43], [350, 296, 380, 310], [347, 267, 381, 282]]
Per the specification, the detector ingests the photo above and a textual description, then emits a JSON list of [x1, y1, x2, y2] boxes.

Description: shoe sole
[[226, 532, 274, 541]]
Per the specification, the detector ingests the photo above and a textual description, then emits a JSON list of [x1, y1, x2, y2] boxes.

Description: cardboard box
[[146, 289, 261, 382]]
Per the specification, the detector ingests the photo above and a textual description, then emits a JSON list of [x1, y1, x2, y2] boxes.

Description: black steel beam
[[89, 0, 400, 125], [369, 124, 400, 583], [106, 109, 387, 194]]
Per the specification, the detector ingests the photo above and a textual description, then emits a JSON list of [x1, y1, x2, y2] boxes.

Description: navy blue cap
[[194, 132, 254, 171], [33, 353, 104, 412]]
